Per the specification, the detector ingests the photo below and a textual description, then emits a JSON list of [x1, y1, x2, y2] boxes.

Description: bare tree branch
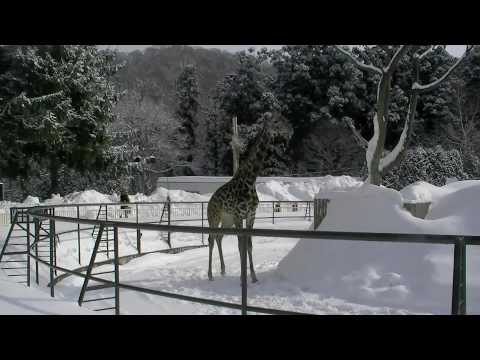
[[334, 45, 383, 75], [345, 117, 368, 149], [412, 46, 474, 93], [386, 45, 411, 74]]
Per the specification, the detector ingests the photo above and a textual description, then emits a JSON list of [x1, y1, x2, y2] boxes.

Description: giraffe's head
[[238, 112, 281, 178]]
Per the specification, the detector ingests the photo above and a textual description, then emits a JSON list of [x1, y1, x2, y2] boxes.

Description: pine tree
[[209, 49, 292, 175], [175, 64, 200, 175], [0, 45, 123, 195]]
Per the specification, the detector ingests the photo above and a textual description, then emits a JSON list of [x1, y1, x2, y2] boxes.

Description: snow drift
[[277, 182, 480, 314]]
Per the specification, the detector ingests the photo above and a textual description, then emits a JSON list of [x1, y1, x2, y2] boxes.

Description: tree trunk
[[232, 117, 240, 175], [49, 158, 59, 196]]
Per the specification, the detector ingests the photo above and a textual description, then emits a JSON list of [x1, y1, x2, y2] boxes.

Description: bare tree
[[444, 78, 480, 174], [334, 45, 475, 185]]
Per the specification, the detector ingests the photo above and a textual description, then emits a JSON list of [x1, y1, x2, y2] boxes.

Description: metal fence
[[9, 202, 474, 315], [0, 200, 312, 225]]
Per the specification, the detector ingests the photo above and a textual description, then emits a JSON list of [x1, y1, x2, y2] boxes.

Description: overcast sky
[[101, 45, 467, 57]]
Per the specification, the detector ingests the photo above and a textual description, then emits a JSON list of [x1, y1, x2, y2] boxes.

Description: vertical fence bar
[[201, 202, 205, 245], [77, 205, 81, 265], [451, 236, 467, 315], [53, 209, 57, 276], [136, 204, 141, 254], [26, 214, 30, 287], [34, 218, 39, 285], [114, 226, 120, 315], [272, 202, 275, 225], [241, 235, 248, 315], [49, 219, 55, 298], [167, 198, 171, 248], [105, 205, 109, 258]]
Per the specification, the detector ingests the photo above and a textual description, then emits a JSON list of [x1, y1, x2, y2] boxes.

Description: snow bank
[[257, 180, 302, 201], [426, 183, 480, 235], [400, 180, 480, 205], [64, 190, 116, 204], [43, 193, 65, 205], [277, 182, 480, 314], [147, 187, 209, 202], [22, 196, 40, 206]]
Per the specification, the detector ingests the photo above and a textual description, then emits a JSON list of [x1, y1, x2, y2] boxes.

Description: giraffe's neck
[[233, 164, 258, 187]]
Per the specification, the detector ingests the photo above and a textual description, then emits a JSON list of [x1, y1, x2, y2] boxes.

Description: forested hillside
[[1, 45, 479, 200]]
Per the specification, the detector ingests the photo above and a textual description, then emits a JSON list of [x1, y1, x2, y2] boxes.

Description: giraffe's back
[[208, 180, 259, 221]]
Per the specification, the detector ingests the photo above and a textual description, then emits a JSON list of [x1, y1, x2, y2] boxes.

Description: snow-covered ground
[[0, 271, 93, 315], [278, 181, 480, 314], [1, 177, 480, 315]]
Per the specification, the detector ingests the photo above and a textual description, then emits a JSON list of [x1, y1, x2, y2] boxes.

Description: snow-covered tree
[[0, 45, 122, 194], [175, 64, 200, 175], [267, 45, 376, 169], [208, 49, 292, 175], [442, 76, 480, 176], [335, 45, 475, 185], [113, 89, 183, 193], [384, 145, 469, 190]]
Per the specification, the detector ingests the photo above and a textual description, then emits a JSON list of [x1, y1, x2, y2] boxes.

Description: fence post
[[314, 199, 330, 230], [167, 197, 171, 248], [34, 218, 39, 285], [201, 202, 205, 245], [26, 213, 30, 287], [136, 204, 141, 254], [49, 219, 55, 298], [241, 235, 248, 315], [77, 205, 81, 265], [53, 208, 57, 276], [114, 226, 120, 315], [272, 202, 275, 225], [451, 236, 467, 315]]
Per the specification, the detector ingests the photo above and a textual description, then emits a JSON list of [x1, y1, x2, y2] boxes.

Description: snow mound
[[22, 196, 40, 206], [64, 190, 115, 204], [43, 194, 65, 205], [147, 187, 209, 203], [256, 180, 301, 201], [426, 184, 480, 235], [130, 193, 149, 203], [400, 180, 480, 205], [277, 183, 480, 314]]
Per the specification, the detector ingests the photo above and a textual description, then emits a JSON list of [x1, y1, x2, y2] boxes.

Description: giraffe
[[206, 113, 275, 283]]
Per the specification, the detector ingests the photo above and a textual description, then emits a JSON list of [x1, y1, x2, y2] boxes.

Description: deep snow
[[2, 177, 480, 315], [278, 182, 480, 314]]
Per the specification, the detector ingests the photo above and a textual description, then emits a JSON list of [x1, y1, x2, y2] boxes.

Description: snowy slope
[[277, 182, 480, 314]]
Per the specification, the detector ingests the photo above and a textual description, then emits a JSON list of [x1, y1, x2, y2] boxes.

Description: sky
[[101, 45, 467, 57]]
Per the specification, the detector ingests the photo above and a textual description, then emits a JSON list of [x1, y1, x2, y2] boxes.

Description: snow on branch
[[380, 93, 419, 174], [385, 46, 410, 74], [412, 45, 474, 93], [334, 46, 383, 75]]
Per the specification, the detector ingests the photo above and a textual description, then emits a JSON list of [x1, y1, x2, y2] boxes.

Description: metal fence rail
[[6, 202, 472, 315], [0, 200, 313, 225]]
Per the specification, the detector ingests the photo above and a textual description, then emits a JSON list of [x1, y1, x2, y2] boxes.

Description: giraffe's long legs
[[234, 218, 248, 285], [208, 234, 215, 281], [217, 216, 233, 275], [208, 216, 221, 281], [246, 214, 258, 283], [216, 234, 225, 275]]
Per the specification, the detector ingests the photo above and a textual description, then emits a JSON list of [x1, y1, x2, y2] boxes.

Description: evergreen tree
[[175, 64, 200, 175], [267, 45, 376, 171], [209, 49, 292, 175], [0, 45, 122, 195]]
